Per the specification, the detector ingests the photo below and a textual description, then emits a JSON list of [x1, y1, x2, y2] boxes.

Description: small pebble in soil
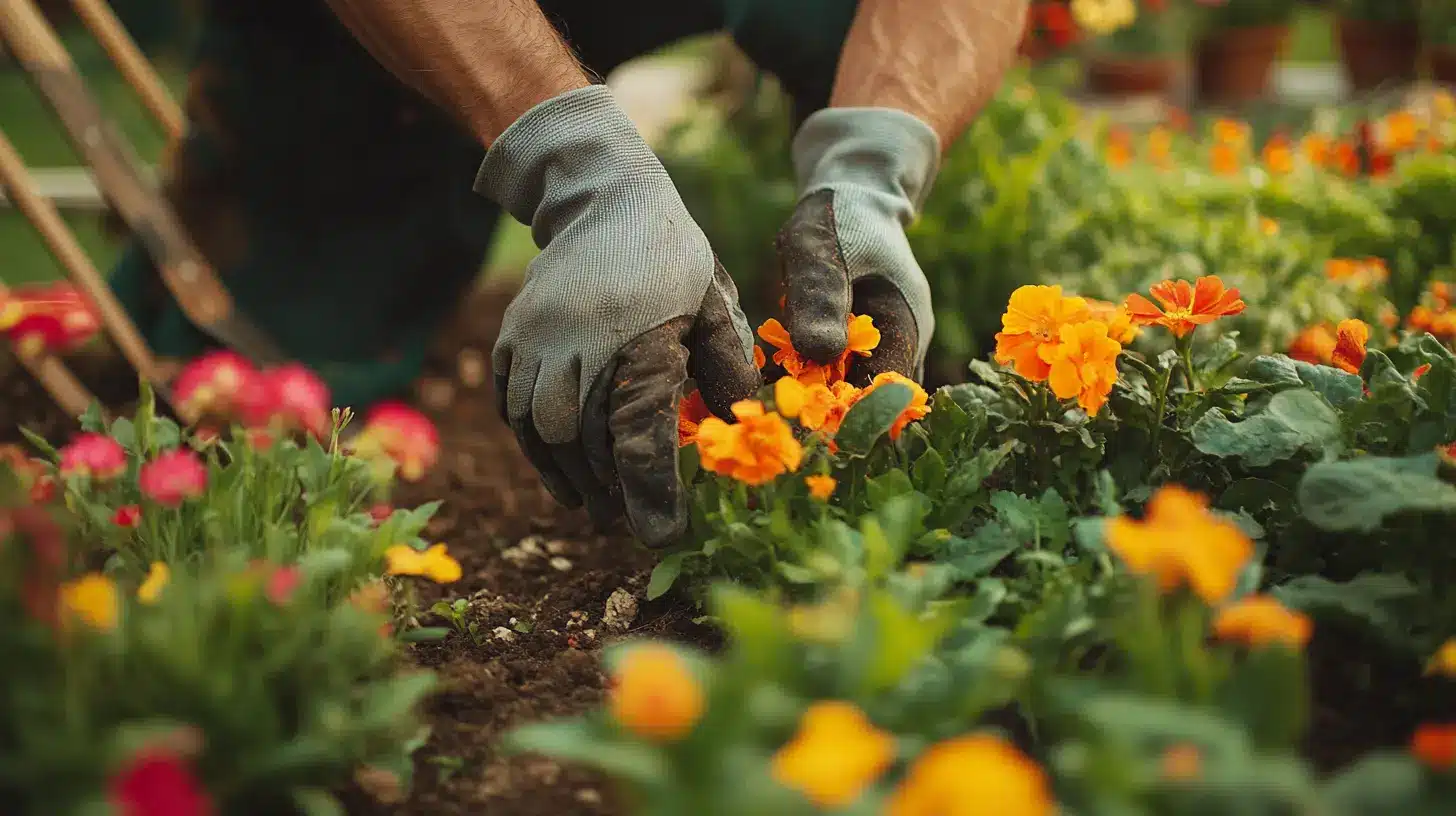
[[545, 538, 568, 555], [576, 788, 603, 806], [493, 626, 516, 642], [602, 588, 638, 632], [549, 556, 572, 572]]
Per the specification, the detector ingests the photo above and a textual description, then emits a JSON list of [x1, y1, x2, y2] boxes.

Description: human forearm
[[323, 0, 591, 145], [829, 0, 1029, 149]]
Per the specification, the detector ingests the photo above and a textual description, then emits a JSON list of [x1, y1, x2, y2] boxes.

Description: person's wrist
[[474, 85, 670, 238], [791, 107, 942, 216]]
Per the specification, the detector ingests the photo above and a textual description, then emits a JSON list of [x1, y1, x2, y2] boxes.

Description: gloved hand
[[475, 85, 760, 547], [775, 107, 941, 382]]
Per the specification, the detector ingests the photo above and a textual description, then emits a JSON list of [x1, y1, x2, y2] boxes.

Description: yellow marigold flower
[[137, 562, 169, 605], [858, 372, 931, 440], [1086, 299, 1140, 344], [1300, 133, 1331, 167], [696, 401, 804, 486], [1287, 323, 1337, 366], [1070, 0, 1136, 35], [994, 285, 1091, 381], [1105, 128, 1133, 169], [1161, 743, 1202, 781], [1260, 217, 1280, 236], [888, 734, 1054, 816], [1104, 485, 1253, 603], [1436, 91, 1456, 121], [1425, 639, 1456, 677], [1123, 276, 1245, 338], [1379, 111, 1419, 152], [384, 543, 462, 583], [758, 315, 879, 386], [1044, 320, 1121, 416], [608, 643, 704, 741], [771, 701, 894, 809], [805, 474, 837, 501], [60, 573, 119, 631], [1331, 319, 1369, 376], [775, 377, 859, 435], [1213, 596, 1312, 649]]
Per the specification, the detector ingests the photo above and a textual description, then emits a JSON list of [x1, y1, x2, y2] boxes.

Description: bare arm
[[323, 0, 591, 146], [830, 0, 1029, 150]]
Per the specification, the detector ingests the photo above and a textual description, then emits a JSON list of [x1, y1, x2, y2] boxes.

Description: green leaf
[[400, 627, 450, 643], [1191, 389, 1341, 467], [19, 426, 58, 461], [79, 402, 105, 432], [1319, 752, 1432, 816], [710, 583, 787, 674], [836, 382, 914, 455], [1273, 573, 1418, 644], [646, 552, 688, 601], [1217, 478, 1295, 518], [291, 789, 345, 816], [1297, 453, 1456, 532], [108, 418, 136, 451], [912, 448, 949, 494], [865, 468, 915, 510], [862, 590, 961, 693], [502, 721, 667, 786], [944, 528, 1020, 580]]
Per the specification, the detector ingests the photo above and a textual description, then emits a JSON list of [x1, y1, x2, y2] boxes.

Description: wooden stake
[[66, 0, 183, 139], [0, 129, 166, 392], [15, 352, 98, 421]]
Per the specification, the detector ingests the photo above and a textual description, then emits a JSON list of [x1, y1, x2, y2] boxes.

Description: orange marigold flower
[[1431, 281, 1452, 310], [1331, 319, 1369, 375], [1380, 111, 1419, 152], [994, 285, 1091, 380], [858, 372, 931, 440], [775, 377, 860, 436], [695, 401, 804, 486], [1148, 126, 1173, 168], [677, 390, 711, 447], [1287, 324, 1337, 366], [1161, 743, 1202, 781], [771, 701, 894, 808], [1331, 140, 1360, 176], [1124, 276, 1246, 338], [753, 345, 766, 369], [888, 734, 1054, 816], [1379, 304, 1400, 330], [1425, 639, 1456, 678], [1412, 724, 1456, 769], [1300, 133, 1331, 167], [1105, 127, 1133, 168], [757, 315, 879, 386], [805, 474, 837, 501], [1211, 143, 1240, 176], [1213, 118, 1250, 149], [1213, 596, 1313, 649], [1262, 134, 1295, 175], [608, 643, 704, 742], [1044, 321, 1121, 416], [1086, 299, 1140, 344], [1260, 217, 1280, 236], [1325, 257, 1388, 289], [1104, 485, 1253, 603]]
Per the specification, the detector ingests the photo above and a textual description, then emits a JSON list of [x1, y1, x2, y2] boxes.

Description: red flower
[[58, 433, 127, 481], [172, 351, 259, 423], [0, 283, 101, 359], [30, 474, 57, 504], [238, 364, 332, 439], [113, 504, 142, 528], [108, 749, 213, 816], [265, 565, 302, 605], [1414, 363, 1432, 380], [368, 503, 394, 526], [138, 450, 208, 507], [350, 402, 441, 482]]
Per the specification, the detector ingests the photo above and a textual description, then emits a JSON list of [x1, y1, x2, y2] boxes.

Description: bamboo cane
[[0, 0, 286, 366], [65, 0, 183, 139], [0, 130, 167, 394]]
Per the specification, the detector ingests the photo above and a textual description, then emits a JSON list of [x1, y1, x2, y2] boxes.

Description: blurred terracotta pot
[[1085, 54, 1176, 96], [1194, 25, 1290, 105], [1337, 18, 1420, 91]]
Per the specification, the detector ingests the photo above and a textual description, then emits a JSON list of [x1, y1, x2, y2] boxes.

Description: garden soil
[[0, 285, 1416, 814]]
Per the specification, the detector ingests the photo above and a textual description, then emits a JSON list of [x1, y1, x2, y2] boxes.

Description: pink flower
[[264, 565, 301, 605], [368, 503, 393, 526], [138, 450, 208, 506], [58, 433, 127, 481], [113, 504, 142, 528], [238, 364, 332, 439], [172, 351, 259, 423], [350, 402, 440, 482], [0, 282, 100, 359], [108, 749, 213, 816]]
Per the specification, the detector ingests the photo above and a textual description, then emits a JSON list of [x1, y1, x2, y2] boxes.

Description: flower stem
[[1150, 365, 1173, 459], [1177, 334, 1199, 392]]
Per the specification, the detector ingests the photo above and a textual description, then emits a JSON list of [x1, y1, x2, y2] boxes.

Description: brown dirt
[[0, 285, 710, 816]]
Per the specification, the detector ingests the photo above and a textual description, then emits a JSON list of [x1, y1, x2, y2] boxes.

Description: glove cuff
[[473, 84, 670, 246], [791, 107, 942, 219]]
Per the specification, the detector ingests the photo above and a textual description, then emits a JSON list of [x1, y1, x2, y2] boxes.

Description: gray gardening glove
[[776, 107, 941, 382], [475, 85, 759, 546]]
